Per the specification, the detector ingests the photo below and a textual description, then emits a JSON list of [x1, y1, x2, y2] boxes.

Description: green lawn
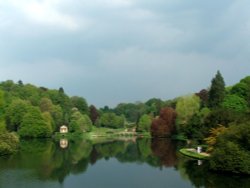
[[179, 148, 210, 160], [55, 126, 151, 142]]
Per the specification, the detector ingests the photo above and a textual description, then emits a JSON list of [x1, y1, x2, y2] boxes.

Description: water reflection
[[0, 138, 250, 188], [60, 139, 68, 149], [151, 138, 177, 167]]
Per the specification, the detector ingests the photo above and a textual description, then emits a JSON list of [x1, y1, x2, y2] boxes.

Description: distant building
[[60, 125, 68, 134]]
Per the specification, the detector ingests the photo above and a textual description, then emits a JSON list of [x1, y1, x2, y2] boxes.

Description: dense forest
[[1, 71, 250, 174]]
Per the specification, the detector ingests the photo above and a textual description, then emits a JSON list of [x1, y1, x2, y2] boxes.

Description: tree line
[[98, 71, 250, 174], [1, 71, 250, 174]]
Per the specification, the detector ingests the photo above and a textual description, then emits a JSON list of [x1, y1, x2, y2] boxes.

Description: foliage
[[18, 107, 52, 138], [42, 112, 54, 133], [196, 89, 209, 107], [70, 96, 89, 115], [0, 132, 19, 155], [44, 89, 71, 122], [151, 107, 177, 137], [204, 107, 244, 129], [209, 122, 250, 174], [89, 105, 99, 125], [50, 105, 64, 131], [231, 82, 250, 100], [137, 114, 152, 132], [0, 89, 5, 115], [114, 102, 147, 123], [0, 80, 92, 138], [0, 81, 72, 131], [231, 76, 250, 107], [175, 95, 201, 130], [40, 98, 64, 131], [0, 120, 6, 133], [69, 110, 92, 133], [184, 107, 211, 141], [40, 97, 54, 112], [208, 71, 226, 108], [204, 125, 227, 152], [145, 98, 164, 116], [222, 94, 248, 113], [5, 99, 31, 131], [99, 113, 125, 129]]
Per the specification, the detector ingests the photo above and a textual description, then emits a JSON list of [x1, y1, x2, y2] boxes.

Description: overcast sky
[[0, 0, 250, 107]]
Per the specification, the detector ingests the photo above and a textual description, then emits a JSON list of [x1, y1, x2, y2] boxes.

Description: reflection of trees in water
[[151, 138, 178, 167], [0, 138, 179, 183], [89, 147, 101, 165], [49, 139, 93, 183], [95, 141, 127, 159], [0, 139, 94, 183], [177, 158, 250, 188], [4, 138, 250, 187]]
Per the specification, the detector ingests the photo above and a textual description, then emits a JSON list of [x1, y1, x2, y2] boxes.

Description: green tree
[[18, 107, 52, 138], [46, 89, 71, 119], [0, 80, 15, 92], [70, 96, 89, 114], [99, 113, 125, 129], [21, 84, 40, 105], [222, 94, 248, 113], [208, 71, 226, 108], [145, 98, 163, 116], [114, 102, 147, 123], [82, 114, 92, 132], [185, 107, 211, 141], [231, 76, 250, 106], [5, 99, 31, 131], [40, 98, 54, 112], [40, 98, 64, 131], [51, 105, 64, 131], [42, 112, 54, 133], [175, 95, 201, 131], [0, 132, 19, 155], [209, 122, 250, 174], [69, 111, 92, 133], [137, 114, 152, 132], [0, 89, 5, 116]]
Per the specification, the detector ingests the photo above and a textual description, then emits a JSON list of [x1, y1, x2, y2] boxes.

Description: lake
[[0, 138, 249, 188]]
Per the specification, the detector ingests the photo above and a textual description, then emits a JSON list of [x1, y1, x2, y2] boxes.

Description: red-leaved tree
[[151, 107, 177, 137], [89, 105, 99, 124]]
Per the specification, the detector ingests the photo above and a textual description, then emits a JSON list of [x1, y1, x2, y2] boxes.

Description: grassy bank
[[179, 148, 210, 160], [54, 127, 151, 142]]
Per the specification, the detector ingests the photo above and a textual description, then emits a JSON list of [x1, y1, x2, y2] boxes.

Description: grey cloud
[[0, 0, 250, 107]]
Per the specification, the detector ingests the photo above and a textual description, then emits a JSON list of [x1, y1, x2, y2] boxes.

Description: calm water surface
[[0, 138, 249, 188]]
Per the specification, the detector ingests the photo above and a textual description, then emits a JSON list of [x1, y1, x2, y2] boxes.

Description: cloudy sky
[[0, 0, 250, 107]]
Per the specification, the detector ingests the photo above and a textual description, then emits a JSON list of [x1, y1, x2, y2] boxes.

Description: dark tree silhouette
[[208, 71, 225, 108], [196, 89, 209, 107]]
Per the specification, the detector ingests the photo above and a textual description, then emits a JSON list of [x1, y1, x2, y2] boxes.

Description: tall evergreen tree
[[208, 71, 226, 108]]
